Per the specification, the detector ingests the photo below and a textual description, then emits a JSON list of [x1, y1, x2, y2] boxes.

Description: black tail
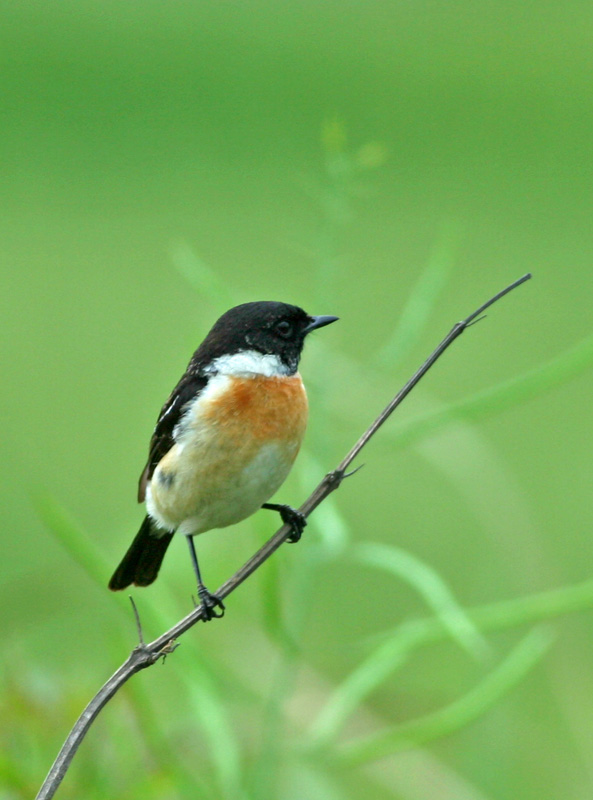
[[109, 516, 174, 590]]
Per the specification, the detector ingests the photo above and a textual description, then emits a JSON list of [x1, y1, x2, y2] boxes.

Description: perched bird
[[109, 301, 338, 619]]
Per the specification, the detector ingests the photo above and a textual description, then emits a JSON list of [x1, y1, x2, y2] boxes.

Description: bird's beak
[[303, 315, 339, 334]]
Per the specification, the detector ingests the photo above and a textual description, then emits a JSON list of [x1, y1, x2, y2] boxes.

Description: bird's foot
[[262, 503, 307, 543], [283, 506, 307, 543], [196, 585, 225, 621]]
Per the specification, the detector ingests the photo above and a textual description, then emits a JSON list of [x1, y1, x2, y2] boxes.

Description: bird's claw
[[279, 505, 307, 543], [197, 586, 225, 621]]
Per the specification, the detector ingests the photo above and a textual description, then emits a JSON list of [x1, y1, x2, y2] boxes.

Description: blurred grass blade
[[308, 500, 351, 559], [185, 674, 246, 800], [390, 332, 593, 450], [377, 221, 460, 369], [308, 623, 425, 749], [123, 677, 217, 799], [340, 626, 553, 766], [37, 494, 245, 799], [309, 541, 488, 749], [365, 576, 593, 668], [170, 240, 235, 309], [354, 542, 489, 658], [297, 451, 351, 556], [35, 494, 112, 587], [259, 546, 290, 645], [285, 762, 345, 800]]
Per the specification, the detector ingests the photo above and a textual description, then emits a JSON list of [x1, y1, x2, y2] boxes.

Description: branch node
[[325, 463, 364, 494], [466, 313, 487, 329], [326, 469, 346, 489]]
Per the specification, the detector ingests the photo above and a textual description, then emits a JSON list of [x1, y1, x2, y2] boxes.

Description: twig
[[129, 595, 144, 645], [35, 273, 531, 800]]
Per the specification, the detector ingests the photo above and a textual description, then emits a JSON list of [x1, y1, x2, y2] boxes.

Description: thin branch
[[129, 595, 144, 645], [35, 273, 531, 800]]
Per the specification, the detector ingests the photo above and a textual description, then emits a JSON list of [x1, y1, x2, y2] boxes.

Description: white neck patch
[[206, 350, 292, 378]]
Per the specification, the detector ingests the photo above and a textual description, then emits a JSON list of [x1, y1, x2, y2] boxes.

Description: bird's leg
[[186, 535, 225, 621], [261, 502, 307, 543]]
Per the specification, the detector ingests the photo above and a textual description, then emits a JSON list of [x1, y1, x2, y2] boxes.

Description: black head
[[194, 301, 338, 374]]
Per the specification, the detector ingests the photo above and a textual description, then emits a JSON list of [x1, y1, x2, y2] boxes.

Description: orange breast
[[148, 372, 309, 532], [204, 373, 308, 446]]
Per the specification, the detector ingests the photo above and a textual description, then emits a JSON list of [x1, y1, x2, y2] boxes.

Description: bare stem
[[35, 273, 531, 800]]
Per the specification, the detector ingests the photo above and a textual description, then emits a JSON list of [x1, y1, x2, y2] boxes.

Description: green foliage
[[339, 626, 554, 766], [2, 6, 592, 799], [25, 193, 593, 799]]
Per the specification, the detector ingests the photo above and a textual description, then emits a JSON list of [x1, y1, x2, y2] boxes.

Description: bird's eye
[[275, 320, 293, 337]]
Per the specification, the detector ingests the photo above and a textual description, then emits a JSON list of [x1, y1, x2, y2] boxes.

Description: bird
[[108, 301, 338, 620]]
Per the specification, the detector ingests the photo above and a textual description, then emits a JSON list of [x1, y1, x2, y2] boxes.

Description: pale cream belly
[[147, 438, 300, 534], [146, 372, 308, 535]]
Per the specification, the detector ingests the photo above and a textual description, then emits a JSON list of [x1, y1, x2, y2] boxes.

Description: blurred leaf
[[353, 542, 489, 659], [259, 549, 295, 651], [123, 675, 216, 799], [368, 576, 593, 659], [35, 494, 111, 588], [259, 547, 283, 637], [340, 626, 554, 765], [170, 241, 235, 311], [296, 452, 350, 558], [308, 500, 351, 561], [308, 623, 425, 750], [284, 761, 345, 800], [184, 671, 246, 800], [377, 222, 460, 369], [311, 571, 593, 753], [390, 331, 593, 449], [471, 576, 593, 630], [36, 495, 244, 799]]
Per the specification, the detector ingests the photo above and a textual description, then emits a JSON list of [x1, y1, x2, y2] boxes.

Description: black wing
[[137, 373, 207, 502]]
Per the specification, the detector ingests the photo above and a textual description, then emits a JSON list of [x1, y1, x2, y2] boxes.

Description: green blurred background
[[2, 2, 593, 799]]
